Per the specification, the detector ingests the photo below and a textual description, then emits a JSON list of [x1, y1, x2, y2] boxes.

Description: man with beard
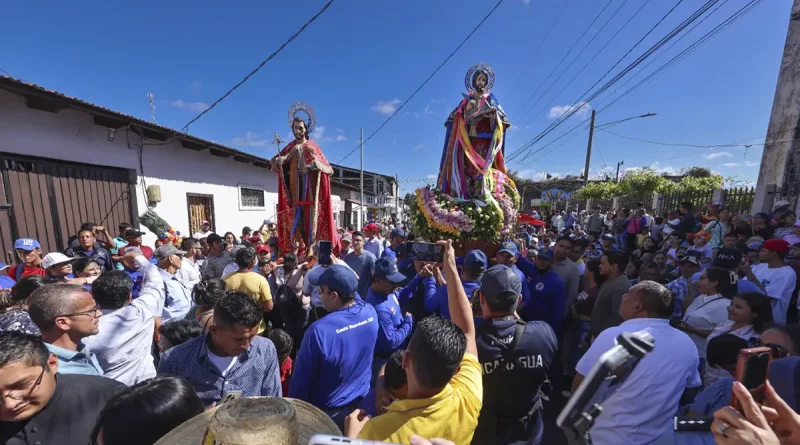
[[496, 242, 530, 306], [518, 249, 566, 333], [590, 250, 632, 337]]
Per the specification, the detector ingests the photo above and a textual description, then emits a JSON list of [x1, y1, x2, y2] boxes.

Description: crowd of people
[[3, 199, 800, 445]]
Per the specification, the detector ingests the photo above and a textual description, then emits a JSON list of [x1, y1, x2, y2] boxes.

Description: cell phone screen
[[731, 347, 771, 412], [319, 241, 332, 265], [410, 242, 443, 263]]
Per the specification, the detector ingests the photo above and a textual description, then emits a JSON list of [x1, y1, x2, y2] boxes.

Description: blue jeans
[[615, 233, 625, 250], [562, 320, 592, 377]]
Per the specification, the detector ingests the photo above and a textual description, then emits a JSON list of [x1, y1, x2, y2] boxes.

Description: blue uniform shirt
[[381, 245, 398, 259], [426, 280, 481, 321], [289, 299, 378, 409], [511, 265, 532, 307], [520, 268, 566, 333], [122, 267, 144, 299], [366, 276, 427, 357]]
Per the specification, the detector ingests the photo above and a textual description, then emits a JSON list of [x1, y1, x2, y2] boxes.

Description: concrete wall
[[0, 89, 280, 246]]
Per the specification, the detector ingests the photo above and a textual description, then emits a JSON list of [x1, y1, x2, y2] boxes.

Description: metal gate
[[0, 153, 137, 259]]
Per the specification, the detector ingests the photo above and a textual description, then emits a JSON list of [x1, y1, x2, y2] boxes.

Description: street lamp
[[583, 112, 656, 186]]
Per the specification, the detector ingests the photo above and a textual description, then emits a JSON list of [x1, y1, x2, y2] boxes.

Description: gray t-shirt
[[552, 258, 580, 315], [202, 251, 234, 280], [590, 274, 632, 337], [344, 250, 377, 299]]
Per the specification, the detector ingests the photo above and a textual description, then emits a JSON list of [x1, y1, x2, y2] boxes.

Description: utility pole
[[754, 0, 800, 214], [583, 109, 596, 186], [360, 128, 365, 227], [615, 160, 624, 182]]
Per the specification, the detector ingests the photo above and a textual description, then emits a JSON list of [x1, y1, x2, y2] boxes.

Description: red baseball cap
[[763, 238, 790, 254], [363, 223, 379, 232], [256, 244, 270, 254]]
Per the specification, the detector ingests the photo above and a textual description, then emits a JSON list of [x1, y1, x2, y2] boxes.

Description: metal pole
[[583, 109, 596, 186], [360, 128, 365, 227], [615, 160, 624, 182]]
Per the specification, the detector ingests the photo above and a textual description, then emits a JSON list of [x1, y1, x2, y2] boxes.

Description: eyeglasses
[[1, 367, 45, 401], [750, 339, 792, 359], [57, 304, 100, 319]]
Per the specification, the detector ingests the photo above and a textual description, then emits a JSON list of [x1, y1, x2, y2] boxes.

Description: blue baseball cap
[[601, 233, 615, 241], [498, 241, 519, 256], [464, 250, 488, 271], [315, 265, 359, 296], [538, 249, 555, 260], [480, 265, 522, 300], [390, 228, 407, 238], [374, 257, 407, 283], [14, 238, 40, 250]]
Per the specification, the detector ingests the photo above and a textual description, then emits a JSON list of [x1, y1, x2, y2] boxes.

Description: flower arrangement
[[158, 227, 183, 247], [411, 185, 514, 242]]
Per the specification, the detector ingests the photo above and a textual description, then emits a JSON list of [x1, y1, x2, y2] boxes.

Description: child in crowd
[[688, 231, 714, 270], [269, 328, 294, 396], [9, 238, 46, 280], [359, 349, 408, 417], [625, 259, 641, 285], [158, 319, 204, 352]]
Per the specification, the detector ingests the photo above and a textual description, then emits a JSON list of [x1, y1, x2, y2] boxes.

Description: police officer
[[473, 265, 558, 445], [517, 249, 566, 333]]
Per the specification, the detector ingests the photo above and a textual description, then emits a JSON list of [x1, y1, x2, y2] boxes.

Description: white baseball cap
[[42, 252, 75, 269]]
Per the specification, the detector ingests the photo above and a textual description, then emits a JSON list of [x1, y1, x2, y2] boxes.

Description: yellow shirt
[[358, 354, 483, 445], [222, 271, 272, 334]]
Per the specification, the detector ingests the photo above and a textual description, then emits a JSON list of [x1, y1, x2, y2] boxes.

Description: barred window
[[240, 187, 265, 208]]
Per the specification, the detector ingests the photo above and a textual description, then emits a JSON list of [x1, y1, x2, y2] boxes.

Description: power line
[[511, 0, 615, 124], [336, 0, 506, 165], [507, 0, 571, 96], [180, 0, 335, 133], [600, 128, 795, 149], [508, 0, 717, 162]]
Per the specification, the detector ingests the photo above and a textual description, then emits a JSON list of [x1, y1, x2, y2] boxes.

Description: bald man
[[28, 283, 103, 376]]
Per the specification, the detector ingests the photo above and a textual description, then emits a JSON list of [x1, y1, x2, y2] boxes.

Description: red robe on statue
[[272, 139, 340, 256]]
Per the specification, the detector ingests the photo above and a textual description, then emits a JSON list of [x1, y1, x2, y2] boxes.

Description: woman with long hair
[[186, 278, 227, 331], [678, 267, 738, 363], [703, 292, 773, 385], [223, 232, 238, 253], [0, 275, 55, 335]]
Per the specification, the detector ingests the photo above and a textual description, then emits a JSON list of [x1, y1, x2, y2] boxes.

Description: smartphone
[[220, 390, 242, 405], [319, 240, 332, 266], [407, 242, 444, 263], [308, 435, 402, 445], [730, 347, 771, 413]]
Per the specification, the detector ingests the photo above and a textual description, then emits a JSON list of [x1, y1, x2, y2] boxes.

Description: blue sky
[[0, 0, 791, 195]]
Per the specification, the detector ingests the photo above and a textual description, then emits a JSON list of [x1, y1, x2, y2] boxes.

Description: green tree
[[573, 181, 620, 200], [402, 192, 415, 209]]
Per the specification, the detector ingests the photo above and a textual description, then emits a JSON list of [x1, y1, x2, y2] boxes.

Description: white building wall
[[0, 90, 278, 246]]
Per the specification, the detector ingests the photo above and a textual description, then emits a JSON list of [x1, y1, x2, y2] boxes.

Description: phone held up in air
[[406, 241, 444, 263], [308, 435, 402, 445], [318, 240, 333, 266], [730, 347, 772, 414]]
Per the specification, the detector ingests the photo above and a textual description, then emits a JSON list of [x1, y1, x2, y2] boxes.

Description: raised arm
[[439, 240, 476, 357]]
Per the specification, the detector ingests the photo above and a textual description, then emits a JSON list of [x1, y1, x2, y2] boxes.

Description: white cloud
[[722, 163, 740, 168], [413, 144, 425, 152], [171, 99, 209, 113], [745, 160, 759, 167], [522, 0, 532, 5], [230, 131, 269, 148], [190, 80, 203, 91], [705, 152, 732, 160], [624, 162, 678, 176], [312, 126, 348, 143], [426, 174, 438, 181], [548, 102, 590, 119], [334, 128, 348, 142], [721, 161, 760, 168], [372, 99, 402, 115]]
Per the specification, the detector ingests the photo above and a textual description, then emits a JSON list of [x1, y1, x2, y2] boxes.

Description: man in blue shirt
[[158, 292, 282, 406], [344, 231, 378, 299], [425, 250, 486, 320], [518, 249, 566, 333], [366, 257, 429, 380], [28, 283, 104, 375], [290, 264, 378, 431], [381, 228, 407, 259], [496, 241, 531, 305]]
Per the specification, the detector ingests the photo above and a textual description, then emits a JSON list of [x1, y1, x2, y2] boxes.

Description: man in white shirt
[[84, 254, 164, 385], [573, 281, 701, 445], [178, 237, 202, 289], [741, 238, 798, 324], [362, 223, 384, 258], [192, 220, 214, 240]]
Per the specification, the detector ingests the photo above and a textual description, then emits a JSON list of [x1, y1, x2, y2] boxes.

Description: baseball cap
[[764, 238, 790, 254], [119, 246, 143, 256], [374, 257, 407, 284], [679, 253, 701, 266], [363, 223, 379, 232], [713, 248, 742, 269], [315, 264, 359, 296], [256, 244, 271, 254], [601, 233, 615, 241], [0, 262, 9, 272], [125, 229, 146, 238], [42, 252, 75, 269], [710, 201, 723, 207], [201, 220, 210, 226], [774, 200, 791, 209], [464, 250, 488, 271], [390, 228, 407, 238], [14, 238, 40, 250], [498, 241, 519, 256], [538, 249, 555, 260], [748, 241, 764, 250], [341, 233, 352, 243], [480, 265, 522, 300], [154, 244, 187, 260], [531, 236, 539, 244], [249, 234, 263, 243]]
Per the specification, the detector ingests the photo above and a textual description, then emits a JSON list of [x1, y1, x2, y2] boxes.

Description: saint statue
[[438, 62, 510, 200], [271, 102, 340, 255]]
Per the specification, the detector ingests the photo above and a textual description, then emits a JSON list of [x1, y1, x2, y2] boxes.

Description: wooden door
[[187, 194, 214, 236]]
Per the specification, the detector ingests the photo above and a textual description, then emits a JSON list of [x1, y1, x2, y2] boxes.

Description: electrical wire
[[336, 0, 506, 165], [600, 129, 796, 149], [511, 0, 615, 124], [179, 0, 335, 133]]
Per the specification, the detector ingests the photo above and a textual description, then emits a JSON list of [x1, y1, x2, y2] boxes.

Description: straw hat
[[155, 397, 340, 445]]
